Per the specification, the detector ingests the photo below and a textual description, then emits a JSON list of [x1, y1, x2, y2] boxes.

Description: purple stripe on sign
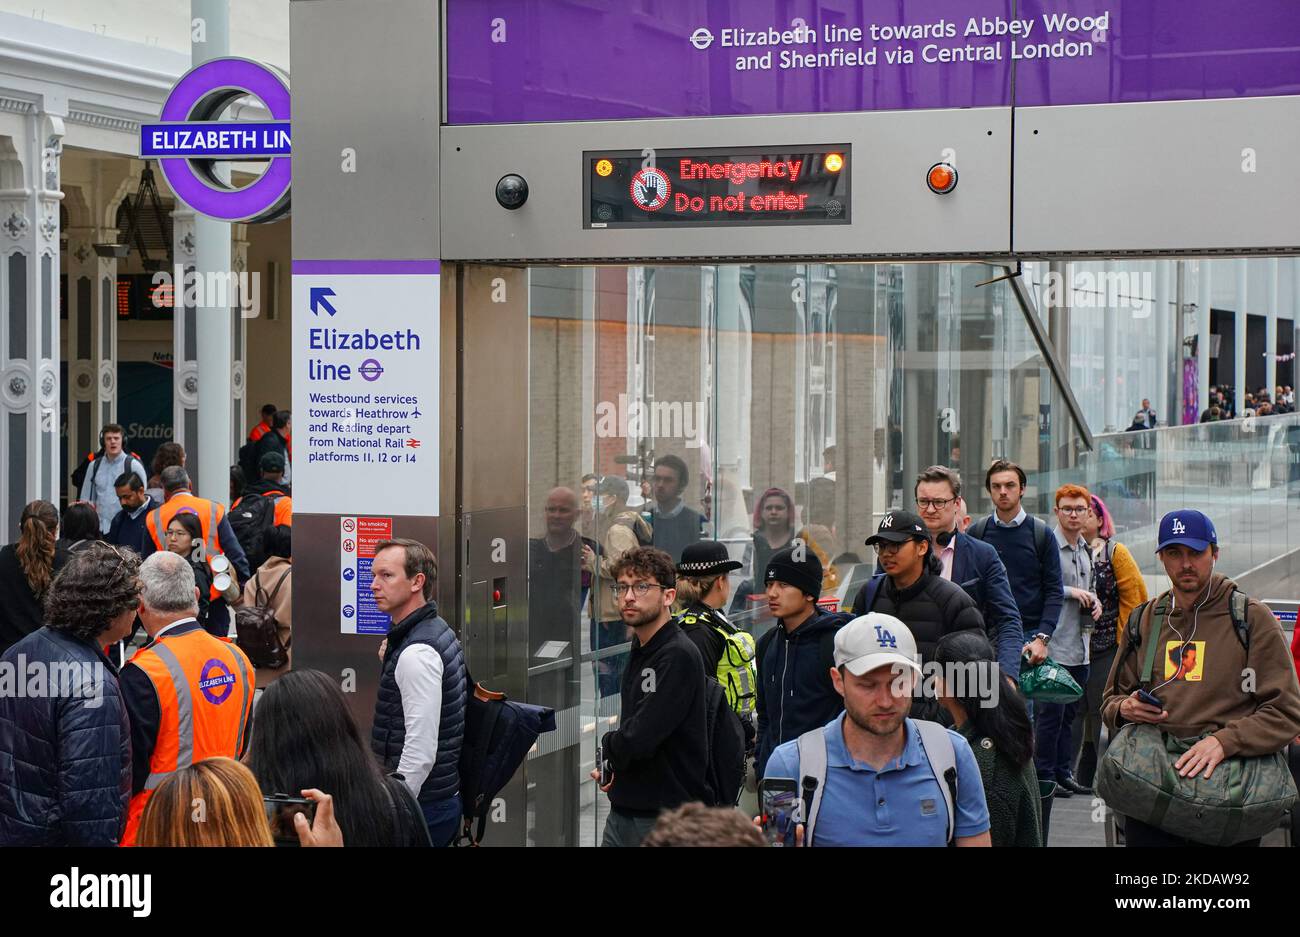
[[1015, 0, 1300, 107], [447, 0, 1015, 124], [446, 0, 1300, 123], [292, 260, 442, 275]]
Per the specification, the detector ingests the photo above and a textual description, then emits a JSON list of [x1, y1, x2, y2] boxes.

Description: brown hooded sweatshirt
[[1101, 573, 1300, 757]]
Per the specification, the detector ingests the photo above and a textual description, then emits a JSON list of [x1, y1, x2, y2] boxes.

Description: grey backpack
[[797, 720, 958, 845]]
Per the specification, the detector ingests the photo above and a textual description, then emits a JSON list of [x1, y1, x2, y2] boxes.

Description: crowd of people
[[0, 409, 464, 848], [535, 455, 1300, 847], [1198, 384, 1296, 423], [3, 416, 1299, 848]]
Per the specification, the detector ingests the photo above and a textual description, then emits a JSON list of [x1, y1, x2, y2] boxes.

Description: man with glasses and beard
[[590, 547, 711, 846]]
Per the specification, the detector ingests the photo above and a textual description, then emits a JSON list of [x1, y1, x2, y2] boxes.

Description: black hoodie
[[754, 609, 846, 779]]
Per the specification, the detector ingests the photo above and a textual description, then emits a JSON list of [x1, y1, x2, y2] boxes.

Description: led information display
[[585, 145, 850, 228]]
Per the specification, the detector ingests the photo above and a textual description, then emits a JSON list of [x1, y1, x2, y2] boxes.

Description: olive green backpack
[[1096, 593, 1298, 845]]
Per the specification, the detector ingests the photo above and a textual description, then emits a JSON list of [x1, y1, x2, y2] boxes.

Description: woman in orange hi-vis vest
[[119, 552, 255, 846]]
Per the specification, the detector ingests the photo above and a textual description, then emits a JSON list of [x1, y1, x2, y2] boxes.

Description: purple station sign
[[446, 0, 1300, 124], [146, 57, 291, 224]]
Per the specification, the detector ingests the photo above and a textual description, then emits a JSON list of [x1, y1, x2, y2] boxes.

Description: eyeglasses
[[916, 497, 956, 510], [875, 541, 913, 555], [1057, 506, 1089, 516], [609, 582, 666, 598]]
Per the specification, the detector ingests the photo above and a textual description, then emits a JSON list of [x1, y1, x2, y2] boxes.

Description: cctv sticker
[[630, 167, 671, 212]]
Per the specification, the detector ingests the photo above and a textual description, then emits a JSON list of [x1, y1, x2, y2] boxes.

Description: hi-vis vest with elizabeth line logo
[[120, 627, 254, 846], [146, 492, 225, 601]]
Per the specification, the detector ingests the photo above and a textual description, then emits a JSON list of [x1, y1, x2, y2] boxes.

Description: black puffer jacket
[[852, 571, 985, 665], [0, 626, 131, 845], [371, 602, 467, 806]]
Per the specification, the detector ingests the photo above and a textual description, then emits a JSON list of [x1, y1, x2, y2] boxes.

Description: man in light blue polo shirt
[[764, 613, 991, 846]]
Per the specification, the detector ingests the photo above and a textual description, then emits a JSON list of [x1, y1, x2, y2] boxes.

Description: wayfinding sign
[[143, 57, 292, 223], [292, 261, 440, 518], [586, 146, 849, 229]]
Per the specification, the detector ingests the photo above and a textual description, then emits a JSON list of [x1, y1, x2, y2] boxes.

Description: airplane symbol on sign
[[406, 439, 421, 449], [412, 407, 421, 418]]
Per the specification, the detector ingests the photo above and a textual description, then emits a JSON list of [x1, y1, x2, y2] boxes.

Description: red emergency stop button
[[927, 162, 958, 194], [493, 589, 502, 603]]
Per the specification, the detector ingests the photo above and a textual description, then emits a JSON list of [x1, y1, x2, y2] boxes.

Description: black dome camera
[[495, 174, 529, 210]]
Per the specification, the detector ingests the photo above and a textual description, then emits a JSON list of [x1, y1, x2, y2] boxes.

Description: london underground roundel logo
[[198, 659, 237, 704], [143, 57, 291, 224], [630, 167, 671, 212]]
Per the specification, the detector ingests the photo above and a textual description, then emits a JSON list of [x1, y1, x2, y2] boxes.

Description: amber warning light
[[595, 159, 613, 177], [824, 153, 844, 173], [927, 162, 957, 194]]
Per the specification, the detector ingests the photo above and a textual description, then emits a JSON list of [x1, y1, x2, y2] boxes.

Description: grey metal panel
[[76, 400, 90, 460], [292, 513, 442, 740], [440, 109, 1012, 262], [184, 408, 198, 489], [40, 255, 51, 359], [7, 254, 25, 358], [100, 277, 112, 360], [1015, 97, 1300, 255], [183, 269, 196, 360], [8, 413, 24, 535], [291, 0, 440, 260], [41, 426, 51, 502], [76, 276, 90, 359]]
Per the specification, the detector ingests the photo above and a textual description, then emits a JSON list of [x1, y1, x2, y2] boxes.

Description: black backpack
[[456, 667, 556, 846], [229, 492, 282, 572], [703, 675, 747, 807], [234, 565, 291, 669]]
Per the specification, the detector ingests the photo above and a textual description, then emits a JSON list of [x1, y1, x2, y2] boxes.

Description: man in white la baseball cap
[[834, 612, 923, 681], [761, 612, 991, 847]]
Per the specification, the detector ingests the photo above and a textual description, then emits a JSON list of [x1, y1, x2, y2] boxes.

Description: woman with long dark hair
[[935, 630, 1042, 847], [147, 442, 185, 503], [0, 500, 67, 654], [247, 669, 430, 847]]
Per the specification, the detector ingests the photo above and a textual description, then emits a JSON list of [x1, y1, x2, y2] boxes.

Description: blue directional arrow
[[309, 286, 337, 316]]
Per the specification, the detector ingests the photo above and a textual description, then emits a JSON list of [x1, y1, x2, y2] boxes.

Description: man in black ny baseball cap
[[853, 510, 985, 716]]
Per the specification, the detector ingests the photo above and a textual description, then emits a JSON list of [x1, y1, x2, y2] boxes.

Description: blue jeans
[[1034, 663, 1089, 781], [421, 793, 462, 847]]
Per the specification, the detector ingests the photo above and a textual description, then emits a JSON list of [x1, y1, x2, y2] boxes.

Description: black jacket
[[852, 570, 985, 665], [754, 610, 846, 779], [0, 543, 70, 656], [601, 619, 712, 815], [675, 603, 728, 675], [107, 496, 158, 557], [0, 627, 131, 845]]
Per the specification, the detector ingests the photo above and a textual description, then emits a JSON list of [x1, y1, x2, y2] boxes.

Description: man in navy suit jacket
[[915, 467, 1023, 679]]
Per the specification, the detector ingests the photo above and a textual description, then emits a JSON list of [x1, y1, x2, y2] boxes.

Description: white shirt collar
[[993, 506, 1027, 528]]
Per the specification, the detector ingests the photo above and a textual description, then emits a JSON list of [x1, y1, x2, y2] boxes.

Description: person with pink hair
[[1071, 493, 1148, 787]]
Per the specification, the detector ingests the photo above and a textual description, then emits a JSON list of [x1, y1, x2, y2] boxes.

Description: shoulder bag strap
[[1140, 598, 1167, 684]]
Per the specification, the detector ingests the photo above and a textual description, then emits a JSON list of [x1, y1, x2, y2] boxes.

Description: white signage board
[[291, 260, 440, 516]]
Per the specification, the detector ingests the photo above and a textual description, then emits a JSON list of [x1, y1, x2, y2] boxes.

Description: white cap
[[833, 613, 921, 677]]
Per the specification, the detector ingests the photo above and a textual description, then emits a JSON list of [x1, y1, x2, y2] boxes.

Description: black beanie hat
[[764, 543, 823, 599]]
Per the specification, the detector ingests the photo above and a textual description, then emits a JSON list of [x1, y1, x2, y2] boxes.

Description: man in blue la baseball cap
[[1100, 507, 1300, 847], [1155, 510, 1217, 554]]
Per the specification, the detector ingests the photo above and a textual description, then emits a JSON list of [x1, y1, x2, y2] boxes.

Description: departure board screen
[[585, 145, 850, 229]]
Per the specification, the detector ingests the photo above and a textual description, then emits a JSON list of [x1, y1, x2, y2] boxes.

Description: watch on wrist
[[1033, 632, 1051, 644]]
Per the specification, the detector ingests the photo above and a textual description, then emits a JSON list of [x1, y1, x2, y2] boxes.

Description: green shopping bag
[[1018, 655, 1083, 703]]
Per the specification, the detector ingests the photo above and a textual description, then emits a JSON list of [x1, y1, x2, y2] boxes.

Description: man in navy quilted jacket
[[0, 543, 140, 845]]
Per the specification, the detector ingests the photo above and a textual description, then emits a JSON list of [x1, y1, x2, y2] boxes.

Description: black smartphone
[[596, 746, 613, 786], [263, 794, 315, 844], [1137, 688, 1163, 709], [758, 778, 800, 847]]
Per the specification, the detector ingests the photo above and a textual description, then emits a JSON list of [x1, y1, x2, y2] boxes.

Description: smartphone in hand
[[758, 778, 800, 847]]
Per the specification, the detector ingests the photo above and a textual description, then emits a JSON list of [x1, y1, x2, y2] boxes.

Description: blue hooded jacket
[[754, 610, 847, 780]]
